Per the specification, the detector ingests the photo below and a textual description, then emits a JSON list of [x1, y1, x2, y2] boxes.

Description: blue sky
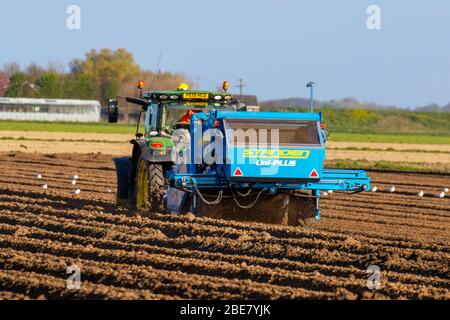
[[1, 0, 449, 107]]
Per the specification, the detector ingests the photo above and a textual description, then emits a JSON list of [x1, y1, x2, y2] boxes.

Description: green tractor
[[109, 81, 370, 226], [108, 81, 239, 212]]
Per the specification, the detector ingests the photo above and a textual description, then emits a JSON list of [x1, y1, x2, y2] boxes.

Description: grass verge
[[328, 146, 450, 154], [0, 121, 135, 134], [0, 136, 125, 144]]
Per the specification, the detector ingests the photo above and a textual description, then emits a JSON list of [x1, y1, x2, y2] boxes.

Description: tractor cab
[[143, 91, 236, 135], [109, 82, 238, 134]]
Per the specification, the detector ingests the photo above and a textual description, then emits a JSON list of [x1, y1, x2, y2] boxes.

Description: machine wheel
[[134, 155, 168, 213], [148, 163, 167, 212], [135, 155, 150, 211]]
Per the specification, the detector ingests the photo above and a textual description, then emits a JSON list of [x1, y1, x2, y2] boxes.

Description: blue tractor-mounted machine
[[108, 81, 370, 226]]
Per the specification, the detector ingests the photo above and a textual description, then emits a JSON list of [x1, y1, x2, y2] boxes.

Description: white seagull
[[417, 190, 424, 197]]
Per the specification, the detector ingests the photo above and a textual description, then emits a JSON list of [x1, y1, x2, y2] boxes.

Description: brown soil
[[1, 131, 449, 163], [0, 152, 448, 300]]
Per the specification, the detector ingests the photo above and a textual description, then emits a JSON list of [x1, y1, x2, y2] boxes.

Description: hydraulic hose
[[233, 187, 253, 197], [232, 188, 267, 209], [193, 184, 223, 205]]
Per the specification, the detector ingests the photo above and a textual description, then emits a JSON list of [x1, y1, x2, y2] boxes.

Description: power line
[[148, 50, 164, 91]]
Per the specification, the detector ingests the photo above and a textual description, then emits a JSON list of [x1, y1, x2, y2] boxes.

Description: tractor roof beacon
[[109, 81, 370, 226]]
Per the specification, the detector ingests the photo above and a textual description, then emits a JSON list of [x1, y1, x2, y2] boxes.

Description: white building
[[0, 98, 101, 122]]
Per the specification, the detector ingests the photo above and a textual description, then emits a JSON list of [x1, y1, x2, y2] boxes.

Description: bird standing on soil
[[437, 192, 445, 198], [322, 192, 328, 196], [371, 186, 378, 192], [42, 184, 48, 189], [389, 186, 396, 193], [36, 174, 42, 179], [71, 179, 77, 185], [74, 189, 81, 195], [73, 175, 79, 180], [417, 190, 424, 197], [444, 188, 449, 193]]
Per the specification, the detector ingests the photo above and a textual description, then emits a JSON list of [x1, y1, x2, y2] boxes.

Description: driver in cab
[[175, 109, 199, 130]]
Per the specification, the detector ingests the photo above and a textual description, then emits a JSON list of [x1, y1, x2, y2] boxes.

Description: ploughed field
[[0, 152, 448, 300]]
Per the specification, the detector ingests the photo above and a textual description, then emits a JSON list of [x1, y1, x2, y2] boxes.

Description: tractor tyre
[[148, 163, 168, 213], [134, 154, 168, 213], [134, 155, 150, 211], [133, 155, 168, 212]]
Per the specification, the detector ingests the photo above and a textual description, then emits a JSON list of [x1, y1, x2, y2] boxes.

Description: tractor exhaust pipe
[[306, 81, 316, 113]]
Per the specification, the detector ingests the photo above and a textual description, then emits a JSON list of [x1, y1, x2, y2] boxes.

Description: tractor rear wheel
[[134, 156, 168, 212], [135, 156, 150, 211], [148, 163, 167, 212]]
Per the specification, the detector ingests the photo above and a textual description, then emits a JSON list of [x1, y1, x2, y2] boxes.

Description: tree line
[[0, 48, 189, 103], [261, 97, 450, 113]]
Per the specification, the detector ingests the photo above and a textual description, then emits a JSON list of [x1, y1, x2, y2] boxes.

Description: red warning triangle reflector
[[310, 169, 319, 178], [234, 167, 243, 176]]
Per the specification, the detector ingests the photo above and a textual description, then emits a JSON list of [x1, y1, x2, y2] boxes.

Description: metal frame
[[169, 170, 369, 192], [169, 113, 369, 188], [115, 88, 371, 222]]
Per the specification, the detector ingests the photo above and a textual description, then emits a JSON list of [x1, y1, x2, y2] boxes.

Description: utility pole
[[235, 78, 247, 100]]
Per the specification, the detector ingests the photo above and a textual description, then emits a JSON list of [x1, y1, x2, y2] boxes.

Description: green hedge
[[262, 106, 450, 135]]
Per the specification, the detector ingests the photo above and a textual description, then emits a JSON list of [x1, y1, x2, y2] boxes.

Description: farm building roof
[[0, 97, 100, 106], [236, 95, 259, 106]]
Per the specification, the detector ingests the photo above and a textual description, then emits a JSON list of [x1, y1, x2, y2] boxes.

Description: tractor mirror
[[125, 97, 148, 110], [107, 98, 119, 123]]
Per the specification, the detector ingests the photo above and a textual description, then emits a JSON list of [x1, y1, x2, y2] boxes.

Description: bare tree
[[26, 63, 46, 82], [47, 61, 65, 74], [2, 62, 21, 76]]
